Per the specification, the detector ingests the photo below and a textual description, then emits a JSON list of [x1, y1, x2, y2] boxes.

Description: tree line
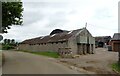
[[2, 39, 18, 50]]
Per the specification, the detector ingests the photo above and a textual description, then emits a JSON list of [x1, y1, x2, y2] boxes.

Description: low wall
[[18, 42, 68, 52]]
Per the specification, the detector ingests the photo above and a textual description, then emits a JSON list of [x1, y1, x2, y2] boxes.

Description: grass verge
[[30, 51, 59, 58], [21, 50, 59, 58], [112, 63, 120, 73]]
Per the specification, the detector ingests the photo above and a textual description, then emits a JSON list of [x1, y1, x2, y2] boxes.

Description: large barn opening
[[87, 44, 90, 53], [77, 43, 83, 55], [98, 42, 104, 47]]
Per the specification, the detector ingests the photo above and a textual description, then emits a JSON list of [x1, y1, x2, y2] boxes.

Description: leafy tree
[[7, 39, 10, 44], [3, 39, 16, 45], [2, 1, 23, 33], [4, 39, 7, 44], [11, 39, 15, 44], [2, 39, 17, 50]]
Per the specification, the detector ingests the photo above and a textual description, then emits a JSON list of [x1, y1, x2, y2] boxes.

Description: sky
[[1, 0, 120, 42]]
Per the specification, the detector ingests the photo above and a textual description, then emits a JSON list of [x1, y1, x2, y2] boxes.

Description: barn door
[[114, 43, 120, 52]]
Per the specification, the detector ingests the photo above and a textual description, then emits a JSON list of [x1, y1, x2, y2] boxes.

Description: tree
[[3, 39, 16, 45], [2, 1, 23, 33], [7, 39, 10, 44], [11, 39, 15, 44], [4, 39, 7, 44], [2, 39, 17, 50]]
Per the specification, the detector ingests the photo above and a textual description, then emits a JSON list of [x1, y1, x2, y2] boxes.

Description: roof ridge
[[21, 28, 84, 44]]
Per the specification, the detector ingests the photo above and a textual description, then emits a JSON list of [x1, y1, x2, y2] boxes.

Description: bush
[[2, 44, 14, 50]]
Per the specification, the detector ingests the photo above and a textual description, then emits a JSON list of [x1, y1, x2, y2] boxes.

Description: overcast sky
[[2, 0, 120, 42]]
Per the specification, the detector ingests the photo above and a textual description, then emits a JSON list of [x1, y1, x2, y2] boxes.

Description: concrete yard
[[59, 48, 118, 74]]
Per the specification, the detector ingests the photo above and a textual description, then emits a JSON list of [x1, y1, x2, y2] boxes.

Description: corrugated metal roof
[[112, 33, 120, 40], [95, 36, 111, 42], [20, 29, 83, 44]]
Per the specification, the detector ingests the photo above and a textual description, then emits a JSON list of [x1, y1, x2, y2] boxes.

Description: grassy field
[[112, 63, 120, 73]]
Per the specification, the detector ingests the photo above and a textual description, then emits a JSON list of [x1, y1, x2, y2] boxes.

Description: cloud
[[45, 11, 68, 28], [2, 0, 120, 42]]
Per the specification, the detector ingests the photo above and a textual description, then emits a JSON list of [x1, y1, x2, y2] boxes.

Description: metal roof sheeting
[[112, 33, 120, 40], [20, 29, 83, 44]]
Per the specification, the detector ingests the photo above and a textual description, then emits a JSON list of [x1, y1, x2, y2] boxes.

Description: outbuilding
[[95, 36, 111, 48], [110, 33, 120, 52], [18, 28, 95, 55]]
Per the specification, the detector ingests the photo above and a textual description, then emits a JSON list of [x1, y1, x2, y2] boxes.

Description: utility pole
[[118, 2, 120, 63], [85, 22, 87, 28]]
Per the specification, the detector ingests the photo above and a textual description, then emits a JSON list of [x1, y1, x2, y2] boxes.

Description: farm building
[[18, 28, 95, 55], [95, 36, 111, 47], [110, 33, 120, 52]]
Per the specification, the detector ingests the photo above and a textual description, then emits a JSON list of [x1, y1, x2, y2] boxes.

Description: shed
[[110, 33, 120, 52]]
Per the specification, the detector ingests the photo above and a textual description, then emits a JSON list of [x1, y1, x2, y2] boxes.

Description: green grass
[[112, 63, 120, 73], [31, 51, 59, 58]]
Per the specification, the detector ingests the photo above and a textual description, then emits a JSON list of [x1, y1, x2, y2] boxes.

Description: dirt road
[[2, 51, 80, 74], [59, 48, 118, 74]]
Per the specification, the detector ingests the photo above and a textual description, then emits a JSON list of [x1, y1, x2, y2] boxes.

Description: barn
[[18, 28, 95, 55], [95, 36, 111, 48], [110, 33, 120, 52]]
